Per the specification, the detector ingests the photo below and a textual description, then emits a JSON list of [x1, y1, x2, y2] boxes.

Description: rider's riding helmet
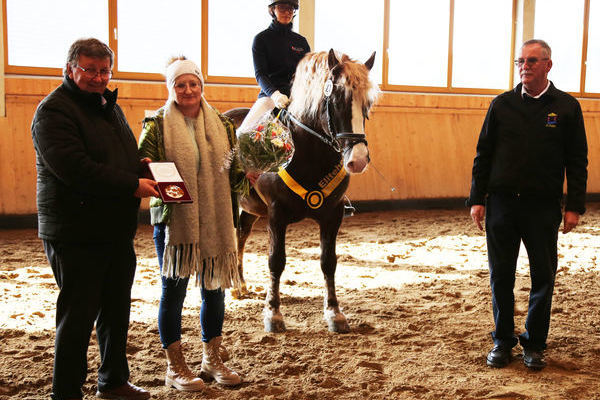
[[267, 0, 299, 9]]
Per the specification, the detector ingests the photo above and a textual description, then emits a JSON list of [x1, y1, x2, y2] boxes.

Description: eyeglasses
[[174, 81, 202, 91], [514, 57, 549, 66], [275, 4, 295, 13], [75, 65, 112, 78]]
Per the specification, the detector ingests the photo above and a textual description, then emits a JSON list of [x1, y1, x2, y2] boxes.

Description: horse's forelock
[[289, 51, 380, 121]]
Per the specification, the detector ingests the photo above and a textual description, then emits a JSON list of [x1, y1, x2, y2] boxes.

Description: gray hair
[[64, 38, 114, 77], [522, 39, 552, 58]]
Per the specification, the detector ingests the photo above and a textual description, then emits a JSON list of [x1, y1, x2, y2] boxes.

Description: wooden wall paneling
[[347, 107, 487, 201], [0, 117, 16, 214], [2, 97, 39, 214], [1, 76, 600, 217], [585, 112, 600, 193], [13, 100, 38, 213]]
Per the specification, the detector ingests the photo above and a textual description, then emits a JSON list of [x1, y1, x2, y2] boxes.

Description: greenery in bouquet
[[231, 113, 294, 196]]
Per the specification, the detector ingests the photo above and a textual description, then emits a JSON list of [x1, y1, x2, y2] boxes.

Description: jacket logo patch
[[546, 112, 558, 128], [291, 46, 304, 53]]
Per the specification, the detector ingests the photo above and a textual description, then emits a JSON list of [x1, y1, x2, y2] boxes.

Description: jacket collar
[[512, 81, 557, 100], [269, 20, 293, 33], [63, 76, 118, 110]]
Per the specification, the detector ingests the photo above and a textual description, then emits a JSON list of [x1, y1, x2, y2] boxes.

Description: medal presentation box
[[148, 162, 193, 203]]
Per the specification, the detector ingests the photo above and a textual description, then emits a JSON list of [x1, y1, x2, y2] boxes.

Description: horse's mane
[[288, 50, 380, 121]]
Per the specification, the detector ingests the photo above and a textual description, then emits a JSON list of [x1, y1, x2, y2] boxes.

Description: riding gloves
[[271, 91, 290, 109]]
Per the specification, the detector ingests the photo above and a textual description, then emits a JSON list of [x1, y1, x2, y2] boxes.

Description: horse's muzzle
[[344, 142, 369, 174]]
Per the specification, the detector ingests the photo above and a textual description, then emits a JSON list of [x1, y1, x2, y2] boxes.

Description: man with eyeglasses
[[468, 39, 588, 371], [31, 38, 157, 400]]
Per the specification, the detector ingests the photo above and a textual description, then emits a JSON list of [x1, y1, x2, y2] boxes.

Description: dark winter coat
[[31, 77, 141, 242]]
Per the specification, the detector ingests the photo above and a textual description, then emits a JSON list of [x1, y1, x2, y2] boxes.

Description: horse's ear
[[327, 49, 339, 71], [364, 51, 376, 71]]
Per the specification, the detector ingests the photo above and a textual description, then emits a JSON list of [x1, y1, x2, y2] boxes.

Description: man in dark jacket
[[31, 38, 157, 400], [468, 39, 588, 371]]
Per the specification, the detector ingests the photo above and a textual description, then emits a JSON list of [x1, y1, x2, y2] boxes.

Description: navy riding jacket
[[252, 20, 310, 99]]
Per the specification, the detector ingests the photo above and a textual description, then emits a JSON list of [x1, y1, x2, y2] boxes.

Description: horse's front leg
[[231, 210, 259, 299], [319, 207, 349, 333], [263, 209, 288, 333]]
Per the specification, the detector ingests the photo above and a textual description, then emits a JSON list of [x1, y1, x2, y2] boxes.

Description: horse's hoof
[[264, 317, 286, 333], [263, 309, 286, 333], [325, 310, 350, 333], [327, 319, 350, 333]]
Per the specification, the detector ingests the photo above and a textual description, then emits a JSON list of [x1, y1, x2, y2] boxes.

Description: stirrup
[[343, 196, 355, 218]]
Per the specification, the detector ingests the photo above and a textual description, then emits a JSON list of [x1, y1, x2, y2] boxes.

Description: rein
[[279, 108, 339, 150]]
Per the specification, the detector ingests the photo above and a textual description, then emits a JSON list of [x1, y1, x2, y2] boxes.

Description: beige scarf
[[162, 98, 241, 290]]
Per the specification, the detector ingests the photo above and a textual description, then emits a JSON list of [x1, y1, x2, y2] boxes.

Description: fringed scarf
[[162, 97, 241, 290]]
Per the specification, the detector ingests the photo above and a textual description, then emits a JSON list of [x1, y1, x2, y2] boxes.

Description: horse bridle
[[279, 77, 368, 154], [323, 78, 369, 152]]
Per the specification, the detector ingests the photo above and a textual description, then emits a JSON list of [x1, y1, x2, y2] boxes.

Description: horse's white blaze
[[350, 97, 365, 135], [345, 98, 369, 174]]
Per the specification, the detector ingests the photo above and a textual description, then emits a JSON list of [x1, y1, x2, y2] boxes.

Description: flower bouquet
[[232, 111, 294, 196]]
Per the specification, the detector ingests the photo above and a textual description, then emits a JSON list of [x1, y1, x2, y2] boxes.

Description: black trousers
[[485, 193, 562, 351], [43, 239, 136, 400]]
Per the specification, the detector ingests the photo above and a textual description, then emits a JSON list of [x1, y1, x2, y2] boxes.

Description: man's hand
[[134, 178, 158, 198], [562, 210, 580, 234], [139, 157, 153, 179], [470, 205, 485, 231]]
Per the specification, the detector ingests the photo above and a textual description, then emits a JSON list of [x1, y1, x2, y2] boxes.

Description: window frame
[[1, 0, 598, 97], [381, 0, 517, 95], [580, 0, 599, 97]]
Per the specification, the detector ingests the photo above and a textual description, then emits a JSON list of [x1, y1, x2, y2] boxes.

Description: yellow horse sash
[[278, 162, 347, 209]]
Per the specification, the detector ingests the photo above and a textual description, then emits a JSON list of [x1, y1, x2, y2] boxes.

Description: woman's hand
[[271, 91, 290, 109], [246, 170, 262, 186]]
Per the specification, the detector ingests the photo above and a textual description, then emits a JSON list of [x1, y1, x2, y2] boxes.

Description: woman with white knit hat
[[138, 56, 244, 391]]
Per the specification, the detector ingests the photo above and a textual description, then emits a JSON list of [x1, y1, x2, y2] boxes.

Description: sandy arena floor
[[1, 205, 599, 400]]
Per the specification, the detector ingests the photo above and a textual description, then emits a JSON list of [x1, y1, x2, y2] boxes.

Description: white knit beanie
[[165, 59, 203, 99]]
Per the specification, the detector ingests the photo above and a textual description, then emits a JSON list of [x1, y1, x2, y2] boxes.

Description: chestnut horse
[[225, 49, 379, 333]]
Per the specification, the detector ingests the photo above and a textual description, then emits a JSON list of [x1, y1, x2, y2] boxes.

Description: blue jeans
[[154, 224, 225, 348]]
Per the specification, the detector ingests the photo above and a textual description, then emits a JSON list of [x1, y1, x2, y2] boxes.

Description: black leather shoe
[[523, 348, 546, 370], [96, 382, 151, 399], [486, 345, 512, 368]]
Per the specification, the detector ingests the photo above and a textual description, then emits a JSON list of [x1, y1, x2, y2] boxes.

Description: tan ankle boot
[[201, 336, 241, 386], [164, 340, 205, 391], [219, 342, 230, 362]]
